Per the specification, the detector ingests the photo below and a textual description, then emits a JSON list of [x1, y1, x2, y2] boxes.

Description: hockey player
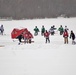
[[58, 25, 64, 35], [34, 26, 39, 36], [49, 25, 56, 35], [41, 25, 45, 36]]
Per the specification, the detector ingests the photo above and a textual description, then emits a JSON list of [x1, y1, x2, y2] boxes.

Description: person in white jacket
[[64, 26, 69, 31], [49, 25, 56, 35]]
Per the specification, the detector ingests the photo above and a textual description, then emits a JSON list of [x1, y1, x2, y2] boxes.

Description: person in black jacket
[[16, 34, 23, 45], [70, 30, 76, 44]]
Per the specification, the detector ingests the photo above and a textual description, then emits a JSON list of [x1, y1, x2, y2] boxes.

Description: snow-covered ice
[[0, 18, 76, 75]]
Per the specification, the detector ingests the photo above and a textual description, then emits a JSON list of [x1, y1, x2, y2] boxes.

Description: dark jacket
[[17, 34, 23, 42], [70, 32, 75, 40]]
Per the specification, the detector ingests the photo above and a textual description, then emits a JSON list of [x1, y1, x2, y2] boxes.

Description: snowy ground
[[0, 18, 76, 75]]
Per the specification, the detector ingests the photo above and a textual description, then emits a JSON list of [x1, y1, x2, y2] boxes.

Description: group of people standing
[[34, 25, 50, 43], [34, 25, 76, 45], [34, 25, 57, 43], [58, 25, 76, 44]]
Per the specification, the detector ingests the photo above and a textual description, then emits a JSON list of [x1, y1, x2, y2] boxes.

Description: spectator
[[70, 30, 76, 44], [63, 29, 69, 44]]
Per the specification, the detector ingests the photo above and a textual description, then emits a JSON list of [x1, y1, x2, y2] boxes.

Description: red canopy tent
[[11, 28, 30, 39], [11, 28, 34, 43]]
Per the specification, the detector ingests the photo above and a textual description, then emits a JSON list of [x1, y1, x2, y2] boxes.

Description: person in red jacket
[[23, 32, 28, 43], [44, 30, 50, 43], [23, 31, 33, 43], [28, 31, 33, 43], [63, 29, 68, 44]]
